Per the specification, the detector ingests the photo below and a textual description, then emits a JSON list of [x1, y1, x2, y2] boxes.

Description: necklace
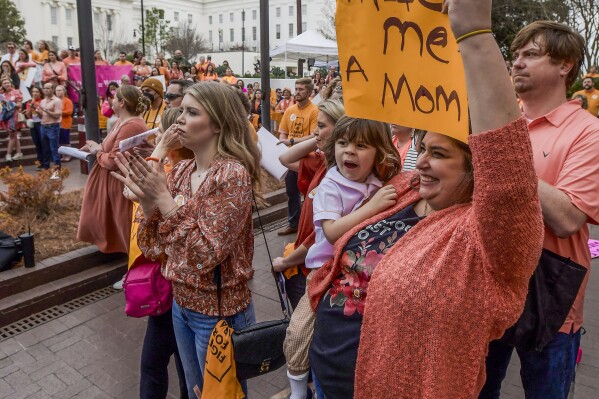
[[423, 201, 434, 217]]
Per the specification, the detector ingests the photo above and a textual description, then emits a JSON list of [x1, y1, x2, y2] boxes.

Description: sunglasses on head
[[164, 93, 183, 100]]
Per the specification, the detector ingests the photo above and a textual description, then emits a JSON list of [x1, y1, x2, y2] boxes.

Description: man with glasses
[[1, 43, 19, 66], [164, 79, 192, 108], [39, 84, 63, 178]]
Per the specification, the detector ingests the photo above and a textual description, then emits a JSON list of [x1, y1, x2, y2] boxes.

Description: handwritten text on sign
[[337, 0, 469, 142]]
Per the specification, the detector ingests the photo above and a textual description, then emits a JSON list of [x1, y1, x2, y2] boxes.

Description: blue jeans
[[285, 170, 301, 228], [59, 128, 71, 145], [40, 123, 61, 168], [30, 122, 47, 167], [140, 308, 188, 399], [172, 299, 256, 398], [479, 330, 581, 399]]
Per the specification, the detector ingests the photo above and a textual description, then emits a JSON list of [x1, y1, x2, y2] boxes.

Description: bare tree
[[93, 13, 127, 61], [112, 41, 140, 59], [565, 0, 599, 71], [319, 0, 336, 40], [164, 21, 209, 61]]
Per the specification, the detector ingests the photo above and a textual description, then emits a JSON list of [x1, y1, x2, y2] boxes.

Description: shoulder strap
[[213, 194, 292, 320], [252, 194, 292, 319]]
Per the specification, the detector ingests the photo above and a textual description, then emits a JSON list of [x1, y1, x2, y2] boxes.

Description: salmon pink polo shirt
[[527, 100, 599, 334]]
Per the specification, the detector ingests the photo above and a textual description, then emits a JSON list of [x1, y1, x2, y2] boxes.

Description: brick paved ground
[[0, 225, 597, 398]]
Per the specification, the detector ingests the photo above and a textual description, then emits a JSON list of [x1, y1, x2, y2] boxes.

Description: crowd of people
[[4, 1, 599, 397]]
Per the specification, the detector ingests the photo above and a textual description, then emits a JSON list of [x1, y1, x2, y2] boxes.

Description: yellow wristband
[[456, 29, 493, 44]]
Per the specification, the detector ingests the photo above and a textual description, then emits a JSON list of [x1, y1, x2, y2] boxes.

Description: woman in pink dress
[[1, 78, 23, 161], [77, 85, 151, 253]]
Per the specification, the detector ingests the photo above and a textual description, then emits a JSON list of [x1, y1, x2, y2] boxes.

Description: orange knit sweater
[[309, 118, 544, 398]]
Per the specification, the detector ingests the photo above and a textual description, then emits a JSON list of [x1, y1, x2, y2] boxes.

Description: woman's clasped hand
[[112, 152, 168, 204]]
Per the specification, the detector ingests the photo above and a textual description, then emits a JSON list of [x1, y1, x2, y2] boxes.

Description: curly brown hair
[[322, 116, 401, 182]]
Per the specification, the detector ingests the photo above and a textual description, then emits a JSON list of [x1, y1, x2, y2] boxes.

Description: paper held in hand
[[58, 146, 92, 161], [118, 128, 159, 152], [257, 127, 289, 181]]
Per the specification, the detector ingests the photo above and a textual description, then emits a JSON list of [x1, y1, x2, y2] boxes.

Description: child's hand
[[272, 257, 289, 272], [368, 186, 398, 214]]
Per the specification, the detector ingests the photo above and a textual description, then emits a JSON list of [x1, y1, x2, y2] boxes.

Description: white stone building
[[12, 0, 329, 73]]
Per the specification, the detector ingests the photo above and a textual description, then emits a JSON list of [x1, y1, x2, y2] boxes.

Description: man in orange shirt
[[220, 68, 238, 85], [583, 65, 599, 79], [277, 77, 318, 237], [573, 77, 599, 116], [114, 52, 133, 66], [62, 46, 80, 66], [481, 21, 599, 399]]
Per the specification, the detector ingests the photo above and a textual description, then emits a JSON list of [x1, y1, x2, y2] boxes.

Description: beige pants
[[283, 270, 317, 374]]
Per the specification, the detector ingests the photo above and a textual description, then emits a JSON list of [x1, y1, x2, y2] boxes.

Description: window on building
[[188, 14, 192, 23], [230, 28, 234, 42], [108, 40, 113, 53], [67, 37, 73, 47], [252, 10, 257, 20], [289, 23, 294, 38], [66, 9, 72, 26], [302, 4, 307, 15], [209, 15, 212, 24], [174, 12, 179, 22], [219, 14, 223, 23], [230, 12, 234, 22], [252, 26, 257, 41], [276, 24, 281, 39], [276, 7, 281, 17], [93, 12, 99, 25], [106, 15, 112, 31], [95, 40, 100, 49], [50, 6, 58, 25], [209, 30, 213, 42], [302, 22, 307, 32], [52, 36, 58, 47], [289, 6, 294, 17], [219, 30, 223, 43]]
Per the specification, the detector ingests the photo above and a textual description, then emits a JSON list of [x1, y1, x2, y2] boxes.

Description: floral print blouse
[[138, 156, 255, 316]]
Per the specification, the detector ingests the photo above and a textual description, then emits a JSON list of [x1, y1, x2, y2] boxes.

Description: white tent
[[270, 31, 338, 76]]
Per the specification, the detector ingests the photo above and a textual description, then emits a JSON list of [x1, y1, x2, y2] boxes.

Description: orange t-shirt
[[61, 97, 74, 129], [279, 101, 318, 141], [573, 88, 599, 117], [63, 56, 80, 66], [114, 60, 133, 66], [221, 75, 237, 85], [527, 100, 599, 333], [201, 73, 219, 82]]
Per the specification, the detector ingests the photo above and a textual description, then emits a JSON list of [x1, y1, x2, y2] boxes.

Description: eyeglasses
[[7, 47, 14, 50], [333, 85, 343, 93], [164, 93, 183, 100]]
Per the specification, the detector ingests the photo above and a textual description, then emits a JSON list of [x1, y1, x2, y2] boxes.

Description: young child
[[284, 116, 402, 399]]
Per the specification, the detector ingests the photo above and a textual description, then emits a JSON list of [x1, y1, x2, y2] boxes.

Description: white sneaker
[[12, 152, 23, 160], [50, 169, 61, 180], [112, 274, 126, 290], [5, 154, 12, 162]]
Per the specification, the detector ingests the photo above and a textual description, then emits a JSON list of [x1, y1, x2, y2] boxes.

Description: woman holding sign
[[77, 85, 150, 253], [307, 0, 544, 398]]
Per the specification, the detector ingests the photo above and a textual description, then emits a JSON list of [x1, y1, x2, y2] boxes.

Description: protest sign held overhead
[[336, 0, 469, 142]]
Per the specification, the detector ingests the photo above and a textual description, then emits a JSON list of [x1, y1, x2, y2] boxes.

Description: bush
[[0, 166, 70, 228]]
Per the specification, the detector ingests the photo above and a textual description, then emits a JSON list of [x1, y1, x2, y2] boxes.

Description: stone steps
[[0, 129, 80, 168], [0, 188, 290, 328]]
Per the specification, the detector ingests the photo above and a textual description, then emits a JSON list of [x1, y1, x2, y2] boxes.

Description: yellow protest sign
[[336, 0, 469, 142]]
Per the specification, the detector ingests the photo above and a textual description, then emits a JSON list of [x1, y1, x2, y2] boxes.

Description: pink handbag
[[123, 258, 173, 318]]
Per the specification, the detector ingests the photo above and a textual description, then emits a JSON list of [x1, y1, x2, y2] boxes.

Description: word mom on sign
[[337, 0, 469, 142]]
